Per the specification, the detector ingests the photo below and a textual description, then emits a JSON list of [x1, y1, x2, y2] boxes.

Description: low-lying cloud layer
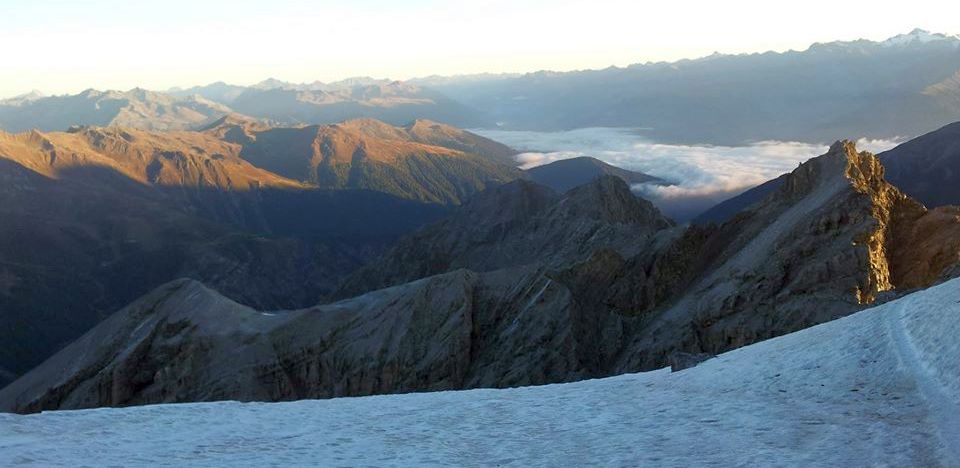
[[475, 128, 901, 221]]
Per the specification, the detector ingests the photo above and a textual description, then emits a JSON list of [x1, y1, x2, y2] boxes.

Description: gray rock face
[[4, 142, 960, 413], [696, 119, 960, 226], [0, 269, 602, 411]]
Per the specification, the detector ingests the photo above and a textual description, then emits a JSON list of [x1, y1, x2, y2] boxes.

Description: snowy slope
[[2, 279, 959, 467]]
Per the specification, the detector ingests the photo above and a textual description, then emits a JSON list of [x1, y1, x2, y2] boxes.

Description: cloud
[[474, 128, 902, 221]]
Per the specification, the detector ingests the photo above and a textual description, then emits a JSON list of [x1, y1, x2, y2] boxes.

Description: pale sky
[[1, 0, 959, 98]]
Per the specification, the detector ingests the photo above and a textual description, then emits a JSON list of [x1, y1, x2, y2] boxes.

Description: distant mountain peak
[[253, 77, 292, 89], [881, 28, 960, 47], [525, 156, 667, 193], [0, 90, 45, 106]]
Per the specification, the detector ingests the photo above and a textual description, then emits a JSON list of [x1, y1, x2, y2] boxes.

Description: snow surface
[[2, 279, 959, 467]]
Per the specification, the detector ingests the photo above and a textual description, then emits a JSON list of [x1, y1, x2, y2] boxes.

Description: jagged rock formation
[[612, 141, 960, 369], [696, 120, 960, 225], [524, 156, 667, 193], [334, 177, 674, 298], [0, 271, 586, 411], [4, 141, 960, 413]]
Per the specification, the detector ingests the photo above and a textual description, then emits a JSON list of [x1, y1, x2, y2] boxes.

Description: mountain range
[[0, 117, 669, 388], [0, 79, 490, 133], [0, 88, 232, 132], [3, 30, 959, 145], [0, 119, 531, 387], [419, 29, 960, 144], [4, 130, 960, 411]]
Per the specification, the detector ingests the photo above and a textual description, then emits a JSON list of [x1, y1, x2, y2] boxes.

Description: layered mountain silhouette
[[0, 118, 520, 388], [0, 89, 233, 132], [1, 80, 490, 133], [5, 31, 958, 146], [418, 29, 960, 144], [222, 81, 490, 128], [4, 138, 959, 412]]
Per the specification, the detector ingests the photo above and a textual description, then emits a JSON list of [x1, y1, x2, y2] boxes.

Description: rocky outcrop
[[0, 270, 589, 411], [333, 176, 675, 298], [887, 206, 960, 289], [613, 141, 960, 370]]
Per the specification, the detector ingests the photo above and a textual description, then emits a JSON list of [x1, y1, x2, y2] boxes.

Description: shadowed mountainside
[[4, 140, 959, 412], [0, 120, 531, 387], [880, 121, 960, 208], [333, 176, 674, 299]]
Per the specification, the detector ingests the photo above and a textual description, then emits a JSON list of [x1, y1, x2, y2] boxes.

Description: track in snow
[[887, 298, 960, 462]]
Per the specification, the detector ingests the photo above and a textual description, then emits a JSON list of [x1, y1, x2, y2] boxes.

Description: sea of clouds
[[474, 128, 901, 221]]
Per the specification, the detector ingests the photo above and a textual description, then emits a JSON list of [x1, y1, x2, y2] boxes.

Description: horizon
[[2, 0, 958, 98], [4, 27, 956, 100]]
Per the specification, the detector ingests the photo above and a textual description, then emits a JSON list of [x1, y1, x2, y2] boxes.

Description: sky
[[1, 0, 959, 98]]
